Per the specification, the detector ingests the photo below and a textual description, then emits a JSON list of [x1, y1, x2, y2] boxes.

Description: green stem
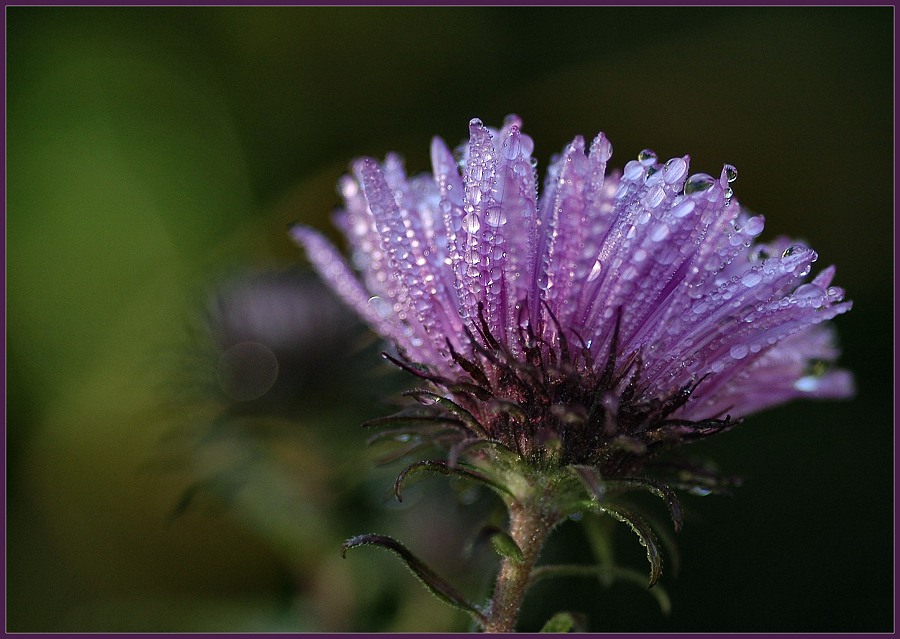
[[481, 499, 555, 633]]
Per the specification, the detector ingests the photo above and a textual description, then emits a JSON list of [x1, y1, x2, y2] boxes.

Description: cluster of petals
[[293, 115, 852, 424]]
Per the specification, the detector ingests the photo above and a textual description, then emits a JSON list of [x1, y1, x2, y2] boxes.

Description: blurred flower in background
[[5, 6, 893, 633]]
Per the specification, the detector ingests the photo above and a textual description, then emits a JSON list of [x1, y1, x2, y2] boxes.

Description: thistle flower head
[[293, 115, 852, 477]]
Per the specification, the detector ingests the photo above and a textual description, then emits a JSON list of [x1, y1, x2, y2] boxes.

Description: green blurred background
[[6, 6, 893, 632]]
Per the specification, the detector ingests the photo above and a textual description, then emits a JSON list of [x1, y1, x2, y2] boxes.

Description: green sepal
[[394, 459, 514, 502], [404, 389, 489, 438], [340, 533, 486, 624], [540, 611, 577, 633], [606, 476, 684, 532], [489, 529, 525, 564], [597, 504, 663, 588]]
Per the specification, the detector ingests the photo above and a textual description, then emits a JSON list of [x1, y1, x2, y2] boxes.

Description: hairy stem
[[482, 499, 555, 633]]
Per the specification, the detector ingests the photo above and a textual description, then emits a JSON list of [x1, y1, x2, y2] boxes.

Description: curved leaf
[[570, 464, 607, 501], [597, 505, 663, 588], [489, 529, 525, 564], [404, 389, 489, 438], [447, 436, 514, 468], [607, 477, 684, 532], [540, 611, 578, 633], [394, 459, 513, 502], [341, 533, 485, 623], [361, 412, 465, 431]]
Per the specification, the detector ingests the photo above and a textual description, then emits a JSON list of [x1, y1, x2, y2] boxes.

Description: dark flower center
[[387, 304, 735, 476]]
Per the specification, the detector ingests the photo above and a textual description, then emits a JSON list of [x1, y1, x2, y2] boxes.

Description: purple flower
[[293, 115, 852, 470], [293, 116, 853, 627]]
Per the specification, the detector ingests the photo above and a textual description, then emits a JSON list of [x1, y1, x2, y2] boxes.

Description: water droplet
[[711, 360, 725, 373], [684, 173, 716, 195], [671, 199, 696, 218], [649, 222, 670, 242], [729, 344, 749, 359], [624, 160, 644, 180], [463, 213, 481, 234], [723, 164, 738, 182], [794, 376, 820, 392], [782, 245, 803, 258], [638, 148, 657, 166], [469, 117, 484, 129], [794, 283, 824, 299], [663, 157, 688, 184], [485, 205, 507, 226], [741, 271, 762, 287], [537, 272, 553, 290], [724, 187, 734, 200], [742, 216, 765, 236], [621, 264, 639, 280], [503, 134, 522, 160], [594, 136, 613, 162], [643, 185, 666, 209]]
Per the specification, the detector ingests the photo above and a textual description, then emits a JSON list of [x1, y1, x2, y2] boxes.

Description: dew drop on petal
[[671, 199, 696, 218], [621, 265, 639, 280], [723, 164, 738, 183], [649, 222, 670, 242], [741, 271, 763, 287], [729, 344, 748, 360], [663, 157, 688, 184], [794, 376, 819, 392], [624, 160, 644, 180], [595, 136, 613, 162], [485, 205, 507, 226], [638, 148, 658, 166], [643, 185, 666, 208], [463, 213, 481, 234], [711, 360, 725, 373], [537, 272, 553, 290], [684, 173, 716, 195], [794, 283, 825, 299], [743, 216, 765, 236]]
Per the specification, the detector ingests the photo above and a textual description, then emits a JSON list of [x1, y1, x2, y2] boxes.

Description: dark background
[[6, 6, 893, 632]]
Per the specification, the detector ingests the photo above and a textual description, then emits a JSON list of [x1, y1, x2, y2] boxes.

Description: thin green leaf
[[540, 611, 576, 633], [607, 477, 684, 532], [598, 505, 664, 588], [570, 464, 607, 501], [394, 459, 513, 502], [489, 529, 524, 564], [404, 389, 489, 438], [341, 533, 485, 623], [361, 412, 465, 430]]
